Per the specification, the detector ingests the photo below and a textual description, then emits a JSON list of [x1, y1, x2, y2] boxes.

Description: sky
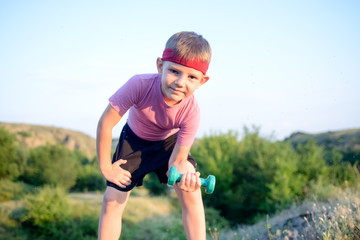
[[1, 0, 359, 141]]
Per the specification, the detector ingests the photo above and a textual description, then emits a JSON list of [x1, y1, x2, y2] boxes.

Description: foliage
[[192, 128, 331, 224], [0, 179, 33, 202], [1, 123, 359, 238], [205, 206, 231, 231], [18, 186, 98, 239], [0, 122, 97, 159], [143, 172, 169, 195], [303, 189, 360, 240], [218, 187, 360, 240], [0, 127, 26, 180], [21, 186, 71, 226], [285, 128, 360, 168], [20, 144, 80, 189], [72, 160, 105, 192]]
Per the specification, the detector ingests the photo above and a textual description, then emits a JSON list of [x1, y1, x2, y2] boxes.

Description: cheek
[[190, 82, 201, 91], [163, 73, 173, 83], [162, 74, 171, 85]]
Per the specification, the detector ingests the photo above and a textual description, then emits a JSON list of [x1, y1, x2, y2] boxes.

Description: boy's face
[[157, 58, 210, 106]]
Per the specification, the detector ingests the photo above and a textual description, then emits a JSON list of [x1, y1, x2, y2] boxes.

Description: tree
[[192, 128, 330, 224], [21, 144, 79, 189], [0, 127, 26, 179]]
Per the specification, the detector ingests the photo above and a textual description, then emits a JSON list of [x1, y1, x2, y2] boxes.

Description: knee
[[103, 194, 120, 205], [177, 189, 203, 210], [102, 188, 129, 213]]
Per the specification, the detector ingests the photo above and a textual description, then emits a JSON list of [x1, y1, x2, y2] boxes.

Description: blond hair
[[165, 31, 211, 63]]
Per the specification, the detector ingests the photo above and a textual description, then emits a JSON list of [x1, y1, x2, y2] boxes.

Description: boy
[[97, 31, 211, 240]]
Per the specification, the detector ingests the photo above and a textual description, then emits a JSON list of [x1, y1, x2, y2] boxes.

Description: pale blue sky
[[1, 0, 359, 140]]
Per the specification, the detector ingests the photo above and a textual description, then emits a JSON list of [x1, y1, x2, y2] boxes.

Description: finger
[[190, 174, 197, 189], [122, 170, 132, 178], [117, 159, 127, 165], [180, 173, 188, 190], [123, 176, 131, 182], [113, 159, 126, 167], [116, 181, 127, 188], [120, 179, 131, 186], [196, 175, 202, 189], [185, 173, 192, 187]]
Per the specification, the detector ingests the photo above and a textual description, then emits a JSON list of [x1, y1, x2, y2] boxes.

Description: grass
[[1, 185, 359, 240], [69, 187, 177, 224], [217, 186, 360, 240], [0, 187, 183, 239]]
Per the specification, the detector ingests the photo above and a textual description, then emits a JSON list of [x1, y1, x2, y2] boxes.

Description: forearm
[[168, 144, 193, 172], [96, 104, 122, 175], [96, 121, 113, 174]]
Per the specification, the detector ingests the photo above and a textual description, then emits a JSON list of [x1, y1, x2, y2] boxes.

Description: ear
[[156, 58, 163, 75], [200, 75, 210, 86]]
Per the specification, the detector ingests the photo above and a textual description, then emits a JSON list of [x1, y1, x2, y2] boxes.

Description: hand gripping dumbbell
[[167, 166, 216, 194]]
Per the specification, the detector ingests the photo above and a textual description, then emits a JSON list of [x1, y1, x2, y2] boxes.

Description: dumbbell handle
[[168, 166, 216, 194], [172, 174, 208, 186]]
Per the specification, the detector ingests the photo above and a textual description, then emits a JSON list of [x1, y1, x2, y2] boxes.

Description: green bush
[[20, 144, 79, 189], [25, 216, 98, 240], [204, 207, 230, 231], [21, 186, 71, 226], [72, 164, 105, 192], [0, 179, 33, 202], [19, 186, 98, 239], [192, 128, 331, 224], [0, 127, 26, 180], [144, 172, 169, 196]]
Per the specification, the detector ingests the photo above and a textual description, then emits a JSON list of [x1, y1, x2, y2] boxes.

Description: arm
[[168, 143, 201, 192], [97, 104, 131, 188]]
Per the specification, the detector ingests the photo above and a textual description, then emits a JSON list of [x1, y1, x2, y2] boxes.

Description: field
[[1, 124, 359, 239], [1, 186, 359, 240]]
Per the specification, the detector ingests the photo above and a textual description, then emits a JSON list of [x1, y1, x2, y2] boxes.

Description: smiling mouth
[[171, 88, 183, 94]]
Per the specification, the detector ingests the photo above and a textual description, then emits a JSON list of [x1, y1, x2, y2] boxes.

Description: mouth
[[170, 87, 184, 95]]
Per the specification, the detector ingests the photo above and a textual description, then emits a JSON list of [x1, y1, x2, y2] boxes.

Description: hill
[[0, 122, 96, 159], [284, 128, 360, 152]]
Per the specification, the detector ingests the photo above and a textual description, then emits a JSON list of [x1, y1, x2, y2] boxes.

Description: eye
[[189, 75, 199, 81], [169, 69, 179, 75]]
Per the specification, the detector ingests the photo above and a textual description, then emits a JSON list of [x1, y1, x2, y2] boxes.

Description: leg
[[98, 186, 131, 240], [174, 164, 206, 240]]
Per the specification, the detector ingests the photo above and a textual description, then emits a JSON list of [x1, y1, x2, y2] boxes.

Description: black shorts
[[107, 123, 197, 192]]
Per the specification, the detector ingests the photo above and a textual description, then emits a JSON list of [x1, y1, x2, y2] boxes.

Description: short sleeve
[[109, 75, 145, 115], [176, 101, 201, 146]]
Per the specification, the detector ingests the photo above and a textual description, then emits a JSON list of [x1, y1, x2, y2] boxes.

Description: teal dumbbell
[[167, 166, 216, 194]]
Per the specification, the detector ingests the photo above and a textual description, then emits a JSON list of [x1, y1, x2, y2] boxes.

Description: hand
[[178, 171, 202, 192], [101, 159, 132, 188], [168, 161, 201, 192]]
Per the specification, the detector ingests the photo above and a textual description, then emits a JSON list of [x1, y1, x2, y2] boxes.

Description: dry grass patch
[[69, 188, 177, 224]]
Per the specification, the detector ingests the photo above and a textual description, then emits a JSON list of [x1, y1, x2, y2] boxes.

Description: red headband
[[162, 48, 209, 75]]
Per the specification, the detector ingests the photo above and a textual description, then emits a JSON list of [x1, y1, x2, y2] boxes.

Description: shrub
[[0, 127, 26, 180], [20, 144, 79, 189], [205, 206, 230, 231], [0, 179, 33, 202], [192, 128, 331, 224], [21, 186, 71, 226], [144, 172, 169, 196], [19, 186, 98, 239], [72, 164, 105, 192]]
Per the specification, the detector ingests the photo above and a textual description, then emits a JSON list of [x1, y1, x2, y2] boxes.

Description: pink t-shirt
[[109, 74, 200, 146]]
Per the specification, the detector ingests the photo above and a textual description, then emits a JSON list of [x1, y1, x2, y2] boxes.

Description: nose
[[175, 75, 186, 87]]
